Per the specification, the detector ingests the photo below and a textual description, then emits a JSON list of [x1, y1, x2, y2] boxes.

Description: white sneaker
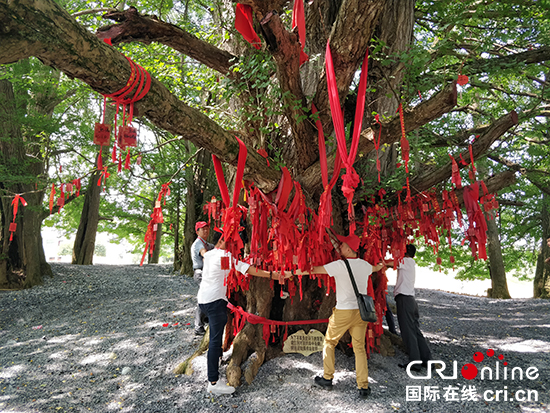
[[207, 380, 235, 395]]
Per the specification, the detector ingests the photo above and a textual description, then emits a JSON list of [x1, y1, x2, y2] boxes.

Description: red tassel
[[124, 149, 131, 170]]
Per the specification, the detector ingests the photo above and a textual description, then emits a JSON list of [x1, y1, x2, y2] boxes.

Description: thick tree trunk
[[0, 79, 50, 288], [72, 165, 103, 265], [534, 193, 550, 298], [485, 210, 510, 299]]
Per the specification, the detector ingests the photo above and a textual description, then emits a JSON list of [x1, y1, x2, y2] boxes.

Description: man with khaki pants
[[296, 233, 383, 398]]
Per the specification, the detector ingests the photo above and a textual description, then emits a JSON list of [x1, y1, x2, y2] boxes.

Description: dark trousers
[[199, 299, 228, 382], [395, 294, 432, 363], [385, 296, 397, 334], [194, 269, 208, 330]]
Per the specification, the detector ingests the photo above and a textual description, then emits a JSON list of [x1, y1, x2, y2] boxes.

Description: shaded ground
[[0, 264, 548, 412]]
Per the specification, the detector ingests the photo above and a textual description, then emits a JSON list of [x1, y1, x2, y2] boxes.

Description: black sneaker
[[314, 376, 333, 389], [359, 387, 371, 398]]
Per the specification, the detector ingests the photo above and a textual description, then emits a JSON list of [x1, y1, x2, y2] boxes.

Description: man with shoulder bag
[[295, 233, 384, 399]]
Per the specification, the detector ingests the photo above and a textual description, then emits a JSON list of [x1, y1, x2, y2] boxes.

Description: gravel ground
[[0, 263, 548, 413]]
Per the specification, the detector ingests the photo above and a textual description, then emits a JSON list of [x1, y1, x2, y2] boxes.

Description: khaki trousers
[[323, 308, 369, 389]]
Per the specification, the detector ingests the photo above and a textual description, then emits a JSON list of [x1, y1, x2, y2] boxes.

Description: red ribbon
[[292, 0, 308, 65], [449, 154, 462, 189], [10, 195, 28, 239], [49, 184, 55, 214], [97, 166, 110, 187], [227, 302, 329, 346], [140, 182, 171, 266], [313, 104, 343, 240], [325, 42, 369, 234], [234, 4, 261, 50]]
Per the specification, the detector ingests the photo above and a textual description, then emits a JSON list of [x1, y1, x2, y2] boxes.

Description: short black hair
[[405, 244, 416, 258], [212, 230, 224, 245]]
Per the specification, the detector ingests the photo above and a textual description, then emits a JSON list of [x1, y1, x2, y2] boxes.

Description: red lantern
[[93, 123, 111, 146], [117, 125, 137, 149]]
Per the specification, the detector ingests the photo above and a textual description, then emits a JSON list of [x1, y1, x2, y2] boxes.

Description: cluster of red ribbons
[[211, 137, 250, 292], [325, 42, 369, 234], [48, 179, 82, 214], [140, 182, 171, 266], [94, 38, 151, 175]]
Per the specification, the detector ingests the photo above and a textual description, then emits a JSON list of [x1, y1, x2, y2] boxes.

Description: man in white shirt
[[296, 233, 383, 399], [387, 244, 432, 372], [191, 221, 214, 335], [198, 230, 282, 395]]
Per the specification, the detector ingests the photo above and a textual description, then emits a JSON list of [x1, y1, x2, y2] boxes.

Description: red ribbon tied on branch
[[140, 182, 171, 266], [325, 42, 369, 234], [9, 194, 27, 241]]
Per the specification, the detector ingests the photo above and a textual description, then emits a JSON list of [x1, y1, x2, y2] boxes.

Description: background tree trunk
[[534, 193, 550, 298], [173, 188, 182, 272], [72, 160, 103, 265], [179, 147, 210, 276], [149, 222, 162, 263], [485, 210, 510, 299], [0, 78, 51, 288]]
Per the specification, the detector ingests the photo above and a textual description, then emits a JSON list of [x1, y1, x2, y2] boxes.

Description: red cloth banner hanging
[[325, 42, 369, 234], [235, 4, 262, 50], [312, 103, 343, 240]]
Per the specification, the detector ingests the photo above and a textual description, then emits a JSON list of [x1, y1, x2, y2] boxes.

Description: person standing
[[191, 221, 214, 335], [386, 244, 432, 372], [198, 230, 282, 395], [296, 233, 383, 399]]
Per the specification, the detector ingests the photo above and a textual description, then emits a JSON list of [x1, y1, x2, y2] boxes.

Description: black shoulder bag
[[342, 258, 378, 323]]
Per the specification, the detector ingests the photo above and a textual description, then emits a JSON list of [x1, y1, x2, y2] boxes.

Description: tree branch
[[408, 110, 519, 195], [0, 0, 281, 192], [96, 7, 237, 77]]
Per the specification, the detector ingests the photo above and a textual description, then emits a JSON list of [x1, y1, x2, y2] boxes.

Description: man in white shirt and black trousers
[[386, 244, 432, 372], [197, 229, 285, 395], [191, 221, 214, 335]]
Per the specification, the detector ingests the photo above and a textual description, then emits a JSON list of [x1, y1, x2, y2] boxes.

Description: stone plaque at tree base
[[282, 329, 324, 356]]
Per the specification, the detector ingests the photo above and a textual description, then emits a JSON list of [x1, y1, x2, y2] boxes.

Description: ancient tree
[[1, 0, 549, 382]]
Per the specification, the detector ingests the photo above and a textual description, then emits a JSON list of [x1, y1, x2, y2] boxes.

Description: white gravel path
[[0, 263, 548, 412]]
